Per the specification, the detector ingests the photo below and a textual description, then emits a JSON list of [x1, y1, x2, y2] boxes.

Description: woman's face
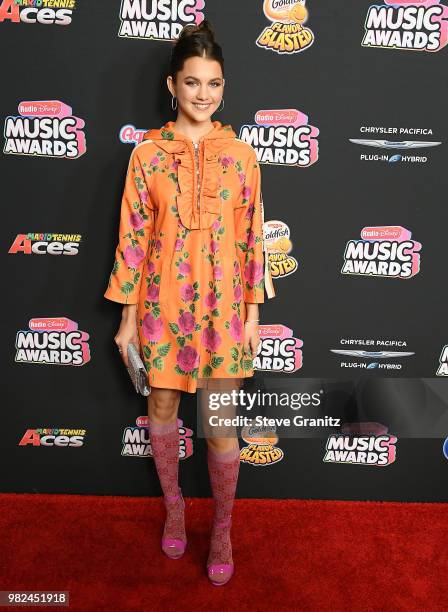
[[168, 55, 224, 122]]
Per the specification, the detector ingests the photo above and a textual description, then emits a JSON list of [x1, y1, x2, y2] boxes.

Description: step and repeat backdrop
[[2, 1, 448, 502]]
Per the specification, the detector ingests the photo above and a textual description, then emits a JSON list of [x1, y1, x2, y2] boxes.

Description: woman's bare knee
[[148, 388, 181, 423], [206, 437, 239, 454]]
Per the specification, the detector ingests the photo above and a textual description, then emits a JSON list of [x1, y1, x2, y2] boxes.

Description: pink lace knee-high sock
[[207, 444, 241, 567], [148, 418, 185, 543]]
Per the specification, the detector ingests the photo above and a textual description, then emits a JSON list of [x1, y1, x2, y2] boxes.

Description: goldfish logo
[[240, 425, 284, 466], [256, 0, 314, 54], [362, 0, 448, 52], [263, 220, 298, 279]]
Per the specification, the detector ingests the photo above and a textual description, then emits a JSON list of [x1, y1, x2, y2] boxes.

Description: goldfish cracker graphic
[[263, 0, 308, 25], [267, 236, 293, 254], [257, 0, 314, 54], [241, 427, 278, 446], [245, 430, 278, 445]]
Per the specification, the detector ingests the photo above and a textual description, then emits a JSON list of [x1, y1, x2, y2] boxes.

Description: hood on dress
[[142, 120, 237, 145], [141, 120, 238, 230]]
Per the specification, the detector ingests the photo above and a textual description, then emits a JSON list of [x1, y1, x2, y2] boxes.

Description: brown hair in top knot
[[170, 19, 224, 81]]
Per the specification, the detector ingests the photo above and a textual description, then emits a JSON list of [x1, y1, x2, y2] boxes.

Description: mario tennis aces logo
[[0, 0, 76, 25], [362, 0, 448, 52], [256, 0, 314, 54]]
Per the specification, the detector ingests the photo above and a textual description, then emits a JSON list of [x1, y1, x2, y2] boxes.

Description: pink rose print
[[234, 261, 240, 274], [247, 230, 255, 248], [178, 311, 195, 334], [171, 160, 180, 170], [245, 203, 255, 220], [124, 245, 145, 269], [238, 172, 246, 184], [244, 261, 264, 288], [146, 283, 159, 302], [147, 260, 155, 274], [151, 156, 159, 166], [229, 314, 242, 342], [174, 238, 184, 251], [155, 239, 162, 252], [210, 240, 219, 253], [140, 190, 149, 204], [212, 265, 223, 280], [176, 345, 199, 372], [180, 283, 194, 301], [142, 313, 163, 342], [204, 291, 218, 309], [179, 261, 191, 275], [221, 156, 234, 168], [212, 219, 220, 231], [242, 186, 251, 199], [130, 212, 144, 230], [233, 284, 242, 302], [201, 327, 222, 352]]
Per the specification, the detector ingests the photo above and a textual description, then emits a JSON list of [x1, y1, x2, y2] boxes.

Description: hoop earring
[[171, 95, 177, 110], [217, 98, 224, 112]]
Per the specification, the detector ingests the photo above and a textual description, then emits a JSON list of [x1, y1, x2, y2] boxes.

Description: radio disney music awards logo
[[15, 317, 91, 366], [256, 0, 314, 54], [342, 226, 422, 279], [0, 0, 77, 25], [122, 416, 194, 458], [239, 109, 319, 167], [18, 427, 86, 448], [254, 324, 303, 373], [118, 0, 205, 41], [362, 0, 448, 52], [239, 424, 284, 466], [331, 338, 414, 371], [119, 124, 149, 145], [436, 345, 448, 376], [323, 422, 397, 466], [3, 100, 86, 159], [350, 125, 441, 164], [8, 233, 82, 256], [263, 220, 298, 280]]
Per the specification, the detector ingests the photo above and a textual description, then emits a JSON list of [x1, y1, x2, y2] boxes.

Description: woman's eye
[[185, 81, 221, 87]]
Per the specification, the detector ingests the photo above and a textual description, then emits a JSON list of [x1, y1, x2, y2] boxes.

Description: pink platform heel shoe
[[207, 517, 234, 586], [161, 488, 186, 560]]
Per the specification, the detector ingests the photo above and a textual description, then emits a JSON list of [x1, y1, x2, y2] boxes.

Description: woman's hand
[[243, 320, 260, 359], [114, 305, 140, 368]]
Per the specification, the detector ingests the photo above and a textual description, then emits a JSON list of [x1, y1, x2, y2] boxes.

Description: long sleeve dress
[[104, 120, 275, 393]]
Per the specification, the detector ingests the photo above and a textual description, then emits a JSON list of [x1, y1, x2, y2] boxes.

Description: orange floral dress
[[104, 120, 275, 393]]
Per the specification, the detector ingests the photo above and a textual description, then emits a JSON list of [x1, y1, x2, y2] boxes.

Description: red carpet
[[1, 493, 447, 611]]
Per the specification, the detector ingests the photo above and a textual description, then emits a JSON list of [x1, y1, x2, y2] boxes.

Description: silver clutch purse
[[126, 343, 151, 396]]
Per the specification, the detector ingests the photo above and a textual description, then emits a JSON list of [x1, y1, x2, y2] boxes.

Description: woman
[[104, 20, 275, 586]]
